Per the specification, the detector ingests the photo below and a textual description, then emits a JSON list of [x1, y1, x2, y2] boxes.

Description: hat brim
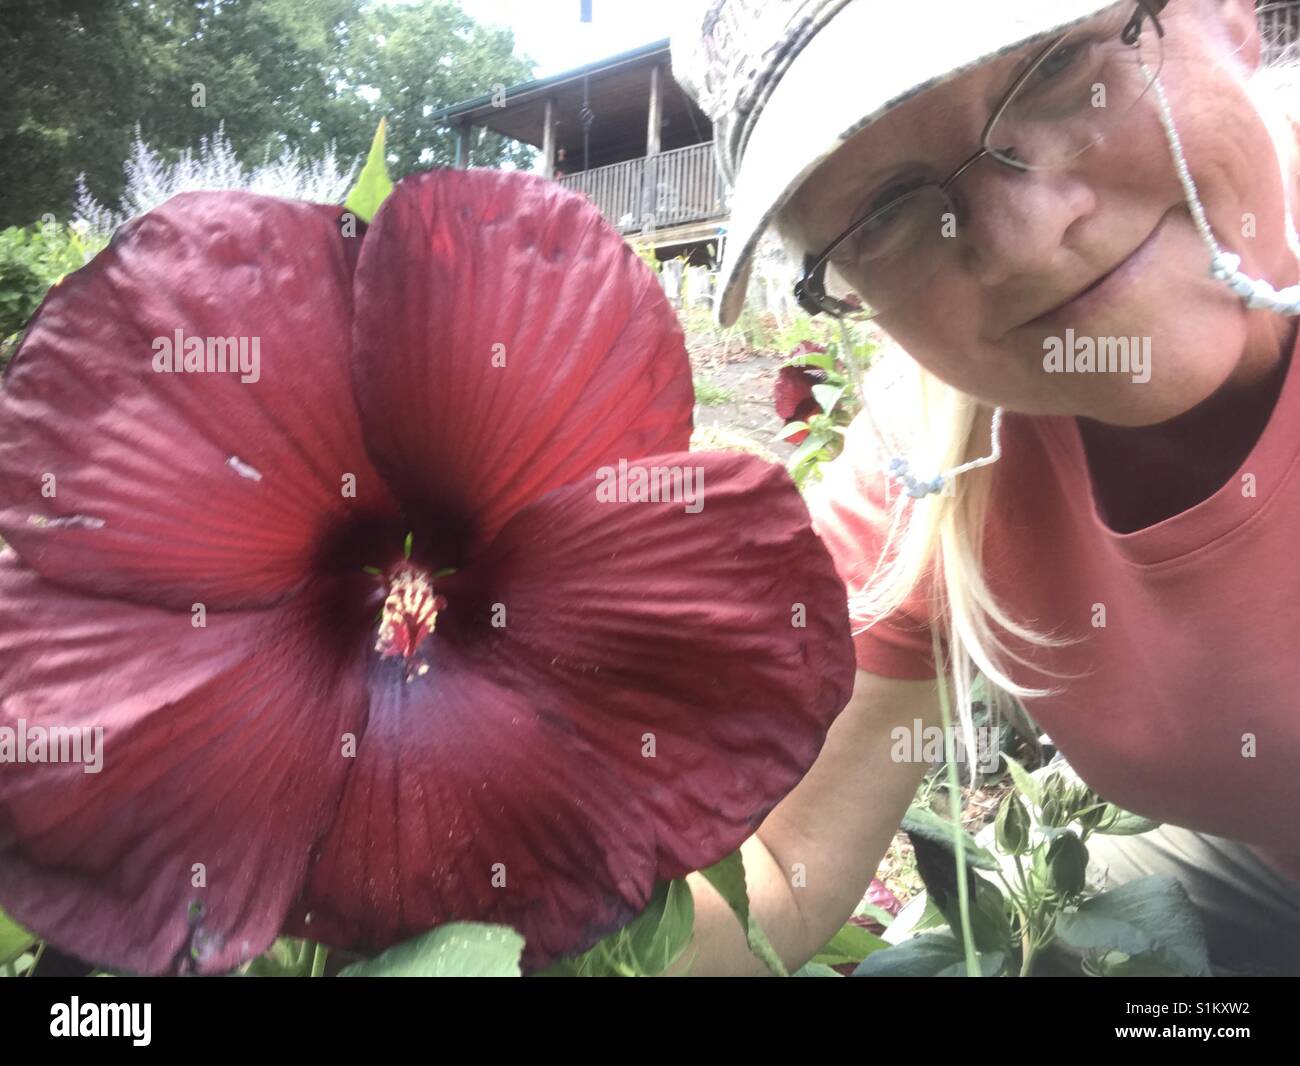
[[714, 0, 1123, 327]]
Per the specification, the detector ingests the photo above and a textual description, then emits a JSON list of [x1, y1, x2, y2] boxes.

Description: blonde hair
[[846, 353, 1073, 777], [776, 29, 1300, 775]]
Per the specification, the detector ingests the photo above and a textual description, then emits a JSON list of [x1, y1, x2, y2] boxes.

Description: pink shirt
[[808, 344, 1300, 886]]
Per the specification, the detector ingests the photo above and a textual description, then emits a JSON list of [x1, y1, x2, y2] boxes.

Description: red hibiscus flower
[[774, 343, 830, 445], [0, 170, 856, 975]]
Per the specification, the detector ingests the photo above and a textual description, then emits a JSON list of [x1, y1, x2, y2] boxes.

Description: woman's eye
[[866, 182, 919, 217], [832, 182, 922, 265], [1031, 39, 1089, 85]]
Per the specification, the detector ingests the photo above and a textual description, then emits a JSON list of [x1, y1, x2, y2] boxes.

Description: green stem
[[993, 867, 1027, 916], [1019, 937, 1039, 977], [933, 644, 979, 978], [26, 941, 45, 977], [309, 943, 328, 977]]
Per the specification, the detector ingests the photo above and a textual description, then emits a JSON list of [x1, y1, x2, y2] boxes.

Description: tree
[[0, 0, 151, 227], [344, 1, 537, 177], [0, 0, 537, 228]]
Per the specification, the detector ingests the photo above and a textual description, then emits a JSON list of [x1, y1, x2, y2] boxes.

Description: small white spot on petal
[[227, 456, 263, 481], [28, 513, 106, 530]]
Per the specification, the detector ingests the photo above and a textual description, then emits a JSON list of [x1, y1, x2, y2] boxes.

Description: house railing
[[647, 141, 727, 227], [556, 140, 727, 234], [1260, 1, 1300, 63], [556, 156, 645, 232]]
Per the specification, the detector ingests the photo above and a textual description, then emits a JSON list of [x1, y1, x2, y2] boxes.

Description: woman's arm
[[670, 668, 941, 976]]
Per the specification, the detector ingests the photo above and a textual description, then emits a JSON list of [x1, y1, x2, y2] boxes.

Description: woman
[[671, 0, 1300, 975]]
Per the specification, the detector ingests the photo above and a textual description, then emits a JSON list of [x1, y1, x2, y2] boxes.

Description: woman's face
[[781, 0, 1297, 426]]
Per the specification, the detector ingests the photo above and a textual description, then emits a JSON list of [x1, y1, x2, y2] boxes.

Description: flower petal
[[461, 451, 856, 879], [774, 364, 826, 420], [0, 553, 369, 974], [0, 195, 396, 611], [350, 169, 693, 542], [285, 652, 657, 973]]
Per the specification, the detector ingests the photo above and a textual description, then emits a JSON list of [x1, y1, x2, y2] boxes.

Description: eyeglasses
[[793, 1, 1169, 320]]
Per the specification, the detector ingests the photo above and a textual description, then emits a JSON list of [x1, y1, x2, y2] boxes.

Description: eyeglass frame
[[792, 0, 1170, 319]]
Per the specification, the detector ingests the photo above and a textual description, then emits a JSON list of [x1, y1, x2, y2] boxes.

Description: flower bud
[[995, 792, 1031, 855], [1047, 832, 1088, 898]]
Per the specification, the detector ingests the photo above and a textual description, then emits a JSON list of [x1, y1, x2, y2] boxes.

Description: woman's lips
[[1020, 209, 1173, 331]]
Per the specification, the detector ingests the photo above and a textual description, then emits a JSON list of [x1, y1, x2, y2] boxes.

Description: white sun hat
[[670, 0, 1130, 326]]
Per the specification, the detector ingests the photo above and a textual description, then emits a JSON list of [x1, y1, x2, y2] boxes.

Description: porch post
[[454, 124, 471, 169], [542, 97, 557, 178], [641, 62, 663, 233]]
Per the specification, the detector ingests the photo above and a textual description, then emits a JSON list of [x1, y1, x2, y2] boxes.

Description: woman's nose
[[952, 161, 1097, 289]]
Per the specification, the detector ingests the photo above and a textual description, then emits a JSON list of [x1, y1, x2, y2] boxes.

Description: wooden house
[[429, 38, 727, 296]]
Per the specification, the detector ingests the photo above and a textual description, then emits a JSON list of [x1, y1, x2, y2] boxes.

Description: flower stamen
[[374, 564, 446, 671]]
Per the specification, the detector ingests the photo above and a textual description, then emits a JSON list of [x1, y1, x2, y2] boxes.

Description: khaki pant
[[1085, 823, 1300, 977]]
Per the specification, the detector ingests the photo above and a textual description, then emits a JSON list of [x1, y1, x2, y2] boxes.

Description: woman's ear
[[1218, 0, 1262, 73]]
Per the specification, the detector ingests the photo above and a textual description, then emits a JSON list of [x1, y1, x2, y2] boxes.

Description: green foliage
[[0, 905, 36, 967], [629, 240, 661, 274], [1059, 877, 1213, 977], [900, 803, 999, 871], [778, 324, 877, 490], [810, 922, 889, 967], [0, 0, 535, 229], [858, 761, 1211, 977], [692, 375, 734, 406], [698, 850, 788, 976], [237, 937, 317, 977], [854, 931, 1004, 977], [339, 922, 525, 977], [0, 220, 105, 366], [537, 880, 695, 977], [345, 1, 536, 178]]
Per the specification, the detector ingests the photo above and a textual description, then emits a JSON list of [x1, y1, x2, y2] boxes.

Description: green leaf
[[1095, 806, 1163, 836], [852, 900, 896, 928], [810, 383, 845, 416], [775, 420, 811, 442], [344, 118, 395, 224], [792, 961, 843, 977], [852, 932, 957, 976], [339, 922, 524, 977], [698, 850, 788, 976], [910, 894, 949, 934], [786, 431, 833, 470], [0, 906, 36, 966], [622, 879, 695, 975], [901, 804, 999, 870], [783, 351, 836, 372], [854, 931, 1005, 977], [1001, 753, 1041, 807], [238, 937, 313, 977], [935, 950, 1006, 977], [1054, 875, 1212, 976], [532, 879, 694, 977], [811, 921, 889, 965], [1096, 950, 1184, 977]]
